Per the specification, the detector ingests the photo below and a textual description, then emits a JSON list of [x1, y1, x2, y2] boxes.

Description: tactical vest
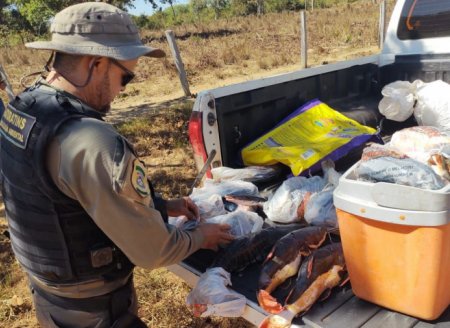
[[0, 84, 134, 284]]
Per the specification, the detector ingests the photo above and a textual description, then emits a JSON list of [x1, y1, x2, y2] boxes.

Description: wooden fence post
[[0, 64, 15, 101], [165, 30, 191, 97], [379, 0, 386, 49], [300, 11, 308, 69]]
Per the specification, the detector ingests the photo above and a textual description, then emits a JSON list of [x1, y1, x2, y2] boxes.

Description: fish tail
[[257, 290, 283, 314]]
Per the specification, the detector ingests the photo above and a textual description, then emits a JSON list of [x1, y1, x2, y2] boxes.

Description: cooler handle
[[371, 182, 450, 212]]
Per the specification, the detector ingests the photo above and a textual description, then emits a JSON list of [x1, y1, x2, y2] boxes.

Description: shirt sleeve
[[46, 118, 204, 269]]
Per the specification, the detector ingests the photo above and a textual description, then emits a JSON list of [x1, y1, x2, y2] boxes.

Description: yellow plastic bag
[[241, 100, 377, 176]]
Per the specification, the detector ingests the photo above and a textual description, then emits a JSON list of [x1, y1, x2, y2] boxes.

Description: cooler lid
[[333, 163, 450, 226]]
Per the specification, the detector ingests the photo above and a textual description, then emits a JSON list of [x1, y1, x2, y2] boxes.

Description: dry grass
[[0, 0, 394, 106], [0, 1, 395, 327]]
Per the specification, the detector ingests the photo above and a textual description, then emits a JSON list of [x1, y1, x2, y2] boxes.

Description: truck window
[[397, 0, 450, 40]]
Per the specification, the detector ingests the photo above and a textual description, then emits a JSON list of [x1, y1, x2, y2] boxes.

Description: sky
[[128, 0, 190, 16]]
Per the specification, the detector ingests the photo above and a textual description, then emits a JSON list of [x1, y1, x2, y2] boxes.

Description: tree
[[191, 0, 207, 17], [206, 0, 228, 20], [146, 0, 177, 18], [133, 13, 150, 28], [256, 0, 264, 15], [6, 0, 137, 34]]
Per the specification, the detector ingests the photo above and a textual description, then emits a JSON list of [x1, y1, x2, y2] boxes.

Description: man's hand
[[197, 223, 234, 251], [166, 197, 199, 220]]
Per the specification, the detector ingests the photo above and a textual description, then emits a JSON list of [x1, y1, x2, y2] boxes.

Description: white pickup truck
[[168, 0, 450, 326]]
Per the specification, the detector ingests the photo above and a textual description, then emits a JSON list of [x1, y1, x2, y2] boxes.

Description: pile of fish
[[188, 225, 347, 323], [183, 162, 347, 321], [183, 160, 341, 230], [259, 241, 346, 328]]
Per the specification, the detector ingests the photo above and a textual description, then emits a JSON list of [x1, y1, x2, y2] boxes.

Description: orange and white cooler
[[333, 163, 450, 320]]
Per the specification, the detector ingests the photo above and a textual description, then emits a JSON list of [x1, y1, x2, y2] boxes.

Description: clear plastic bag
[[206, 210, 264, 237], [389, 126, 450, 163], [194, 194, 227, 220], [304, 187, 337, 227], [211, 166, 278, 182], [264, 175, 327, 223], [186, 267, 247, 317], [168, 216, 188, 228], [190, 179, 259, 203], [355, 156, 447, 190]]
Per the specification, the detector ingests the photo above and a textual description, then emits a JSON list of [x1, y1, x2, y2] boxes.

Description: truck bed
[[168, 255, 450, 328], [187, 53, 450, 327]]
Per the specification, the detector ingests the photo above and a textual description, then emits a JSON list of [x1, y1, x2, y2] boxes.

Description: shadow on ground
[[107, 97, 195, 124]]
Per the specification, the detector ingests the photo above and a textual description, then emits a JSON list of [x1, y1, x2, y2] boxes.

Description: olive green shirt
[[46, 117, 204, 270]]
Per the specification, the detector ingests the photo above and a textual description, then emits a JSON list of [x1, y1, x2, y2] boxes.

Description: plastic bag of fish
[[354, 127, 450, 190], [186, 267, 247, 317], [206, 210, 264, 238], [264, 160, 341, 227], [211, 165, 281, 183], [190, 179, 259, 203]]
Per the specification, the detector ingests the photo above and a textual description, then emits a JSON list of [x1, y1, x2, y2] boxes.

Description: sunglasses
[[109, 58, 136, 87]]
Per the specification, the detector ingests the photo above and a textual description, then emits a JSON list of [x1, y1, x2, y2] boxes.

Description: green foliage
[[207, 0, 229, 19], [133, 14, 150, 28], [0, 0, 369, 38], [265, 0, 305, 12], [132, 0, 363, 30], [147, 0, 177, 17], [3, 0, 137, 36]]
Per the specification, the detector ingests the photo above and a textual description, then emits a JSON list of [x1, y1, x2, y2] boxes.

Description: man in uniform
[[0, 2, 233, 327]]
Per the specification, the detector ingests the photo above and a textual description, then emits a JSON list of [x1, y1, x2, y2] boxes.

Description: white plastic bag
[[206, 210, 263, 237], [264, 175, 327, 223], [379, 79, 450, 131], [186, 267, 247, 318], [415, 80, 450, 131], [378, 80, 417, 122]]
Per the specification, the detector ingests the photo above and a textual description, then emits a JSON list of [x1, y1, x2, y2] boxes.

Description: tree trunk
[[257, 0, 264, 15]]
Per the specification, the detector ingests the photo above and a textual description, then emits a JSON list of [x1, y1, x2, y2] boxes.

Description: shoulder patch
[[0, 104, 36, 149], [131, 159, 150, 197]]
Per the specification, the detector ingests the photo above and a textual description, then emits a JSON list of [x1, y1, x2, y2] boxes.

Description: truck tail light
[[189, 111, 212, 178]]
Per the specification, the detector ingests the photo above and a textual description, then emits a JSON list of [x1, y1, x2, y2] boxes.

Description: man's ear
[[91, 56, 109, 72]]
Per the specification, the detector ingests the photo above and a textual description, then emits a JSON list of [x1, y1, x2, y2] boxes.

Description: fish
[[296, 191, 312, 220], [259, 265, 345, 328], [223, 194, 268, 218], [224, 194, 267, 205], [285, 243, 345, 306], [257, 226, 328, 314], [210, 224, 306, 273]]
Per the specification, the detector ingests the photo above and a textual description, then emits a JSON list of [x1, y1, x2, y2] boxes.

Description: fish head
[[304, 226, 328, 248]]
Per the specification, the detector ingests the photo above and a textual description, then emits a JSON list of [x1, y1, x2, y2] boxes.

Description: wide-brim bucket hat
[[26, 2, 165, 61]]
